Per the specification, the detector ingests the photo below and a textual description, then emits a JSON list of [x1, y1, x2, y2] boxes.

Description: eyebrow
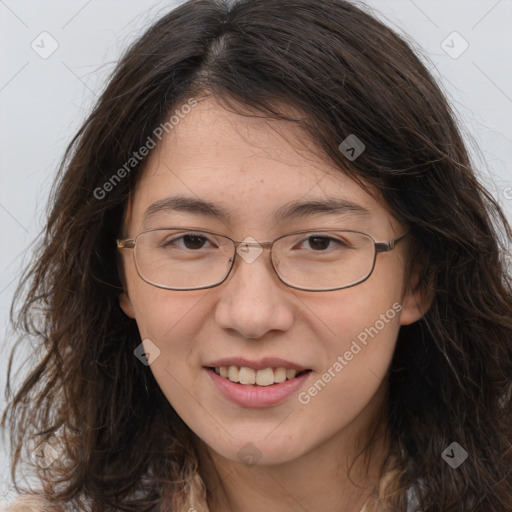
[[143, 195, 371, 226]]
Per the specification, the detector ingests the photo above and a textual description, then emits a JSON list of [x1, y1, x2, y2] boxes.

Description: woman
[[2, 0, 511, 510]]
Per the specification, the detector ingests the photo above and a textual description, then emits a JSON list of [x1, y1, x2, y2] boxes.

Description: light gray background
[[1, 0, 511, 502]]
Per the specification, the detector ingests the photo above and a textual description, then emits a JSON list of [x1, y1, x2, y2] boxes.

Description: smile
[[205, 366, 313, 408], [211, 365, 310, 386]]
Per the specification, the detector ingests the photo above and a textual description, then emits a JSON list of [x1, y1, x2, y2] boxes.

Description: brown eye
[[295, 235, 349, 252], [161, 233, 216, 250]]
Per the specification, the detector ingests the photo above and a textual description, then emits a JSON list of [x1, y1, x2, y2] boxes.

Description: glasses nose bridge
[[232, 239, 274, 249], [231, 239, 277, 262], [229, 238, 280, 279]]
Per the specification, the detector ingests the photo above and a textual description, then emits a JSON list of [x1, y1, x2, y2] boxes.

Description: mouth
[[206, 365, 312, 387]]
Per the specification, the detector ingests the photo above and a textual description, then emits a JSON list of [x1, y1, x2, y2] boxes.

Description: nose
[[213, 244, 294, 339]]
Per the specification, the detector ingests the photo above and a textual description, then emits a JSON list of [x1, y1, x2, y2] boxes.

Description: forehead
[[124, 97, 395, 235]]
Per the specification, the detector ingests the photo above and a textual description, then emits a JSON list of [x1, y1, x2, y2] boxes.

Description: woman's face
[[119, 97, 426, 465]]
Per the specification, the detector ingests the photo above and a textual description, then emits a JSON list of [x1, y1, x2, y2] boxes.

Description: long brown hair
[[2, 0, 512, 510]]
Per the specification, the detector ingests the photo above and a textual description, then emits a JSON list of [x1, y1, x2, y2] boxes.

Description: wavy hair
[[2, 0, 512, 510]]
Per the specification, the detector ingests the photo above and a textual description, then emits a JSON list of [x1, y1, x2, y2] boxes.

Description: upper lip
[[204, 357, 310, 371]]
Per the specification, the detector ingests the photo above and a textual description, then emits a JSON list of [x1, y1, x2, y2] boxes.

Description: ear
[[119, 292, 136, 319], [399, 264, 434, 326]]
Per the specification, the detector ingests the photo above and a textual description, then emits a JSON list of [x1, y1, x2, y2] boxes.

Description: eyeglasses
[[117, 227, 408, 292]]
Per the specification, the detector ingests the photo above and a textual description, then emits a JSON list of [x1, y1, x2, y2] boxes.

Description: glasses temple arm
[[374, 231, 409, 253], [117, 239, 135, 249]]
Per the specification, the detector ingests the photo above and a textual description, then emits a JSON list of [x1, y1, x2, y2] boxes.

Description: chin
[[201, 434, 308, 467]]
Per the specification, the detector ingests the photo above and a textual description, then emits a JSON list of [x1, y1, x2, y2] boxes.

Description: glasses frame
[[117, 227, 408, 292]]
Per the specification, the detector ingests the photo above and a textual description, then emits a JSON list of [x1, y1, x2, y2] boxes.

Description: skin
[[118, 96, 430, 512]]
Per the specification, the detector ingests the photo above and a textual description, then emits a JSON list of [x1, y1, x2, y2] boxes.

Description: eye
[[162, 233, 218, 250], [295, 234, 351, 252]]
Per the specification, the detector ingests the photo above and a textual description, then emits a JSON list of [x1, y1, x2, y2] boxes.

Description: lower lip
[[205, 368, 312, 408]]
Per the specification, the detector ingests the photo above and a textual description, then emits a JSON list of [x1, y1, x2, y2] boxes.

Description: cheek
[[129, 289, 213, 417], [129, 285, 212, 372], [314, 294, 402, 387], [312, 273, 404, 353], [294, 301, 401, 450], [130, 280, 203, 334], [303, 268, 405, 401]]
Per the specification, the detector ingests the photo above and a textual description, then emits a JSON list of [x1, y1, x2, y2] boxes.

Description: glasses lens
[[272, 230, 376, 290], [133, 229, 376, 291], [134, 229, 234, 289]]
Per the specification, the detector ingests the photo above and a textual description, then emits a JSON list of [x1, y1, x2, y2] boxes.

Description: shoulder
[[0, 495, 53, 512]]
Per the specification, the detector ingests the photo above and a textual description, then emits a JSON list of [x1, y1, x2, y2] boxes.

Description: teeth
[[286, 369, 297, 379], [238, 367, 256, 385], [228, 365, 239, 382], [214, 365, 305, 386], [255, 368, 274, 386], [274, 367, 287, 383]]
